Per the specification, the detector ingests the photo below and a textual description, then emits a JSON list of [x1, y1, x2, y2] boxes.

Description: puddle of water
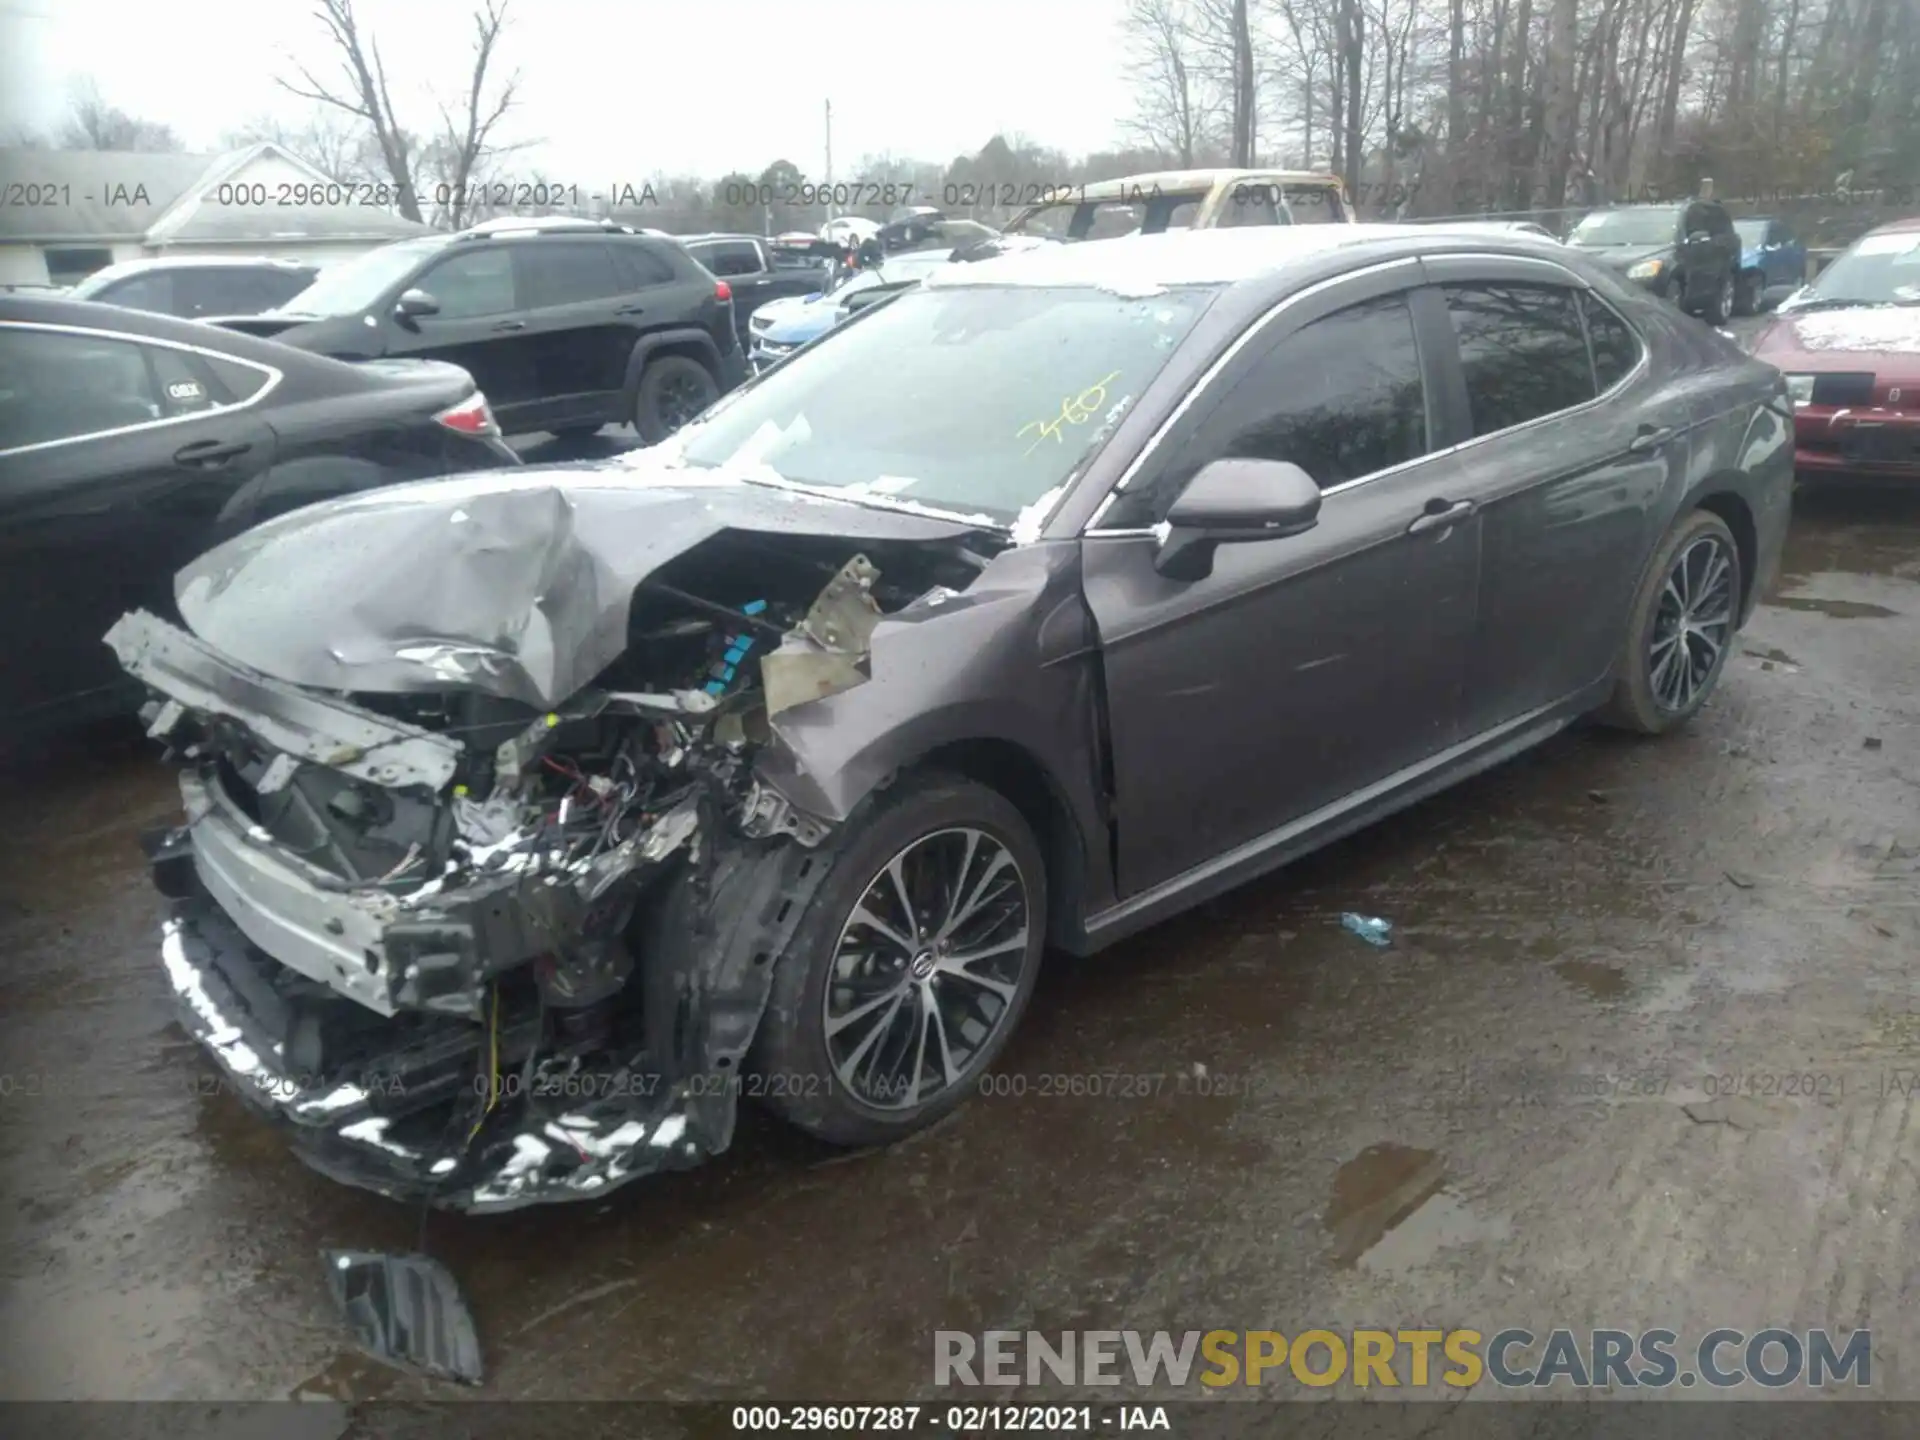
[[1554, 960, 1629, 1000], [1769, 597, 1898, 620], [1324, 1142, 1446, 1267], [1357, 1191, 1512, 1276]]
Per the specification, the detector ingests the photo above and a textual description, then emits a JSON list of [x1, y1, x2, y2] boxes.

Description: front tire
[[751, 772, 1047, 1148], [633, 355, 719, 444], [1596, 509, 1742, 734]]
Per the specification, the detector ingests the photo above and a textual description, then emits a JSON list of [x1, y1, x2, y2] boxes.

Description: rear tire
[[632, 355, 719, 444], [1701, 271, 1735, 326], [1732, 271, 1760, 317], [1595, 509, 1742, 735], [750, 772, 1047, 1149]]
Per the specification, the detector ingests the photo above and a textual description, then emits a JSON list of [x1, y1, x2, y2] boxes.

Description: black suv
[[1567, 199, 1742, 324], [67, 257, 319, 319], [679, 233, 830, 346], [219, 221, 746, 440]]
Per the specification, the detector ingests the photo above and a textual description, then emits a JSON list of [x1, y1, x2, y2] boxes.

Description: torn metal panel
[[325, 1250, 484, 1385], [107, 610, 462, 792], [761, 553, 884, 717], [172, 470, 989, 709]]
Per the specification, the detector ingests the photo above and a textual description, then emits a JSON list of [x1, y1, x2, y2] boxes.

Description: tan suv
[[1002, 168, 1354, 241]]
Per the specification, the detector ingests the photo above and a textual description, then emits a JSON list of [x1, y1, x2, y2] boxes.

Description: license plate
[[1841, 426, 1919, 463]]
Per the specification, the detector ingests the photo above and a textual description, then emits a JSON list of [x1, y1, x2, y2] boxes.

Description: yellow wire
[[466, 983, 500, 1142]]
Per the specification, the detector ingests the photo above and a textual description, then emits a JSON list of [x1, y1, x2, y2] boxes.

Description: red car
[[1752, 217, 1920, 479]]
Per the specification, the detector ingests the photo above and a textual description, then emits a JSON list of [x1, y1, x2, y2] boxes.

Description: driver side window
[[1101, 292, 1430, 528], [414, 247, 517, 319]]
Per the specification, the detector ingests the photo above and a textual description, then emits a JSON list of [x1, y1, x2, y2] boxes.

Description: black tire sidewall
[[1607, 509, 1742, 733], [750, 772, 1048, 1148], [633, 355, 718, 444]]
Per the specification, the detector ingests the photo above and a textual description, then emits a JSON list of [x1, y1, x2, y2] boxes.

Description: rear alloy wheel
[[751, 773, 1046, 1147], [1596, 509, 1742, 734], [633, 355, 719, 444]]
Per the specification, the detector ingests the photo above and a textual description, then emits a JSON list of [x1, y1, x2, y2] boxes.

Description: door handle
[[1627, 425, 1675, 454], [615, 304, 647, 315], [1406, 498, 1475, 534], [173, 438, 251, 467], [491, 319, 527, 332]]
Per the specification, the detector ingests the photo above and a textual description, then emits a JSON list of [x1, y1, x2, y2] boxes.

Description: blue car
[[746, 251, 960, 371], [1733, 217, 1806, 315]]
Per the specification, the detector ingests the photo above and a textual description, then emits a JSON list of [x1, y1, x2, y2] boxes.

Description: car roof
[[79, 254, 317, 279], [922, 224, 1570, 294], [1865, 216, 1920, 236], [0, 293, 357, 372], [678, 232, 759, 245], [1067, 168, 1344, 202]]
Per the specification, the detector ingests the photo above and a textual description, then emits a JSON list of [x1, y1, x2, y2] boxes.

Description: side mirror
[[394, 288, 440, 323], [1154, 458, 1322, 581]]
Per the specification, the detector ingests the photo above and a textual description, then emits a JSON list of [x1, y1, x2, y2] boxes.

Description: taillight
[[434, 393, 499, 436], [714, 280, 732, 303]]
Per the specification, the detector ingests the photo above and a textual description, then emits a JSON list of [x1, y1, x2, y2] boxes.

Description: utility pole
[[824, 100, 833, 186]]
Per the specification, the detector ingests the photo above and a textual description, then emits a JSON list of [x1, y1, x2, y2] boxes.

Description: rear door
[[397, 242, 537, 426], [1416, 258, 1683, 732], [512, 238, 633, 427], [0, 322, 277, 725]]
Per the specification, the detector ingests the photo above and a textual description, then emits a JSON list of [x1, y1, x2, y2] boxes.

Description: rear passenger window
[[694, 241, 765, 277], [0, 328, 161, 449], [99, 272, 177, 314], [519, 240, 621, 307], [145, 347, 225, 415], [1581, 293, 1641, 392], [1442, 283, 1595, 436], [204, 354, 272, 402], [610, 242, 676, 290]]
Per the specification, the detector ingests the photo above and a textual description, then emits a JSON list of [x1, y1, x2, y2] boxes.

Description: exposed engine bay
[[110, 523, 996, 1212]]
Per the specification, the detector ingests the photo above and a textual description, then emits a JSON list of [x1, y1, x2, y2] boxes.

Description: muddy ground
[[2, 472, 1917, 1408]]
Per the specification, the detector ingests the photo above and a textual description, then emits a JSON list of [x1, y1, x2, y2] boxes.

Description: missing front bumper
[[161, 898, 721, 1212], [154, 816, 828, 1212]]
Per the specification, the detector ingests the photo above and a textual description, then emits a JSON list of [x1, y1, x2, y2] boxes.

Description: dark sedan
[[113, 226, 1789, 1212], [1, 295, 519, 738]]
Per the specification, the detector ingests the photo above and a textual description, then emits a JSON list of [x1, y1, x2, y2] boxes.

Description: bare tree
[[278, 0, 522, 227], [1123, 0, 1222, 164], [1531, 0, 1580, 207], [1230, 0, 1258, 163], [56, 77, 183, 152]]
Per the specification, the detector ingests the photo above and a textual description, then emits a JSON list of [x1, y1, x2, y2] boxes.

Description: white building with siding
[[0, 143, 431, 287]]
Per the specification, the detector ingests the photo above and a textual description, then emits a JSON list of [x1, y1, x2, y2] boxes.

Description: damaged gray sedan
[[116, 225, 1791, 1211]]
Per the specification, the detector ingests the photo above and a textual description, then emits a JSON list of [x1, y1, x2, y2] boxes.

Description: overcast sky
[[1, 0, 1138, 179]]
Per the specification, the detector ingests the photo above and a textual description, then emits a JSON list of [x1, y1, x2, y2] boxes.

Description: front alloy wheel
[[823, 828, 1030, 1112], [750, 772, 1047, 1148]]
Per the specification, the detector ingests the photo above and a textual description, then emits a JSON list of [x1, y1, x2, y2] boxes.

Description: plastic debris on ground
[[325, 1249, 485, 1386], [1339, 913, 1394, 947]]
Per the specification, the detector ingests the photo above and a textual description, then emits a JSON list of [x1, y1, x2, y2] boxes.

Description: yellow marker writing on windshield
[[1017, 370, 1124, 455]]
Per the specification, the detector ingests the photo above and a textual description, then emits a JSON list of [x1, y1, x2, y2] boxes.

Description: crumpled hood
[[172, 455, 988, 709], [1754, 305, 1920, 370]]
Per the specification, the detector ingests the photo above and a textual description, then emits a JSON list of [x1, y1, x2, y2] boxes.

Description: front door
[[395, 242, 538, 425], [1081, 274, 1480, 897], [1417, 267, 1684, 732]]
